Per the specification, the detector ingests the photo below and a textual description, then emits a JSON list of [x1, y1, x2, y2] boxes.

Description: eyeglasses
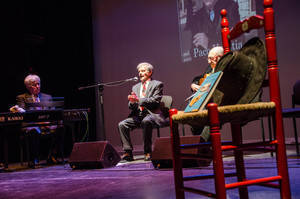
[[28, 82, 40, 87], [208, 55, 221, 62]]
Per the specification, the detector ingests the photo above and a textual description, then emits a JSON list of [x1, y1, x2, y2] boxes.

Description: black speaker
[[69, 141, 121, 169], [151, 136, 211, 169]]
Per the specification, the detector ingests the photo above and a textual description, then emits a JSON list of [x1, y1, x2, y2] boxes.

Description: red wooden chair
[[169, 0, 291, 198]]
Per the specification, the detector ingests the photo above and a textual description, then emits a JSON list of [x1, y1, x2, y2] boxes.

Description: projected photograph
[[177, 0, 258, 63]]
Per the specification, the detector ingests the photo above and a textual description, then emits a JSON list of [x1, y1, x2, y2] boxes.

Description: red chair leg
[[208, 103, 226, 199], [273, 101, 291, 199], [273, 104, 291, 199], [231, 123, 249, 199], [264, 0, 291, 197], [169, 109, 184, 199]]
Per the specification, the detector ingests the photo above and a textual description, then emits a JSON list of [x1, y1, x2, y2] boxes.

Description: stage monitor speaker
[[69, 141, 121, 169], [151, 136, 211, 169]]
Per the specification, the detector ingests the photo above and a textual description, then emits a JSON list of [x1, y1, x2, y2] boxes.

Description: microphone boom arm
[[78, 77, 138, 90]]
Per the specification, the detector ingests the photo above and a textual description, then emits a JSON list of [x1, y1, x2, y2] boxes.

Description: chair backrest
[[161, 95, 173, 109], [293, 80, 300, 107], [160, 95, 173, 118]]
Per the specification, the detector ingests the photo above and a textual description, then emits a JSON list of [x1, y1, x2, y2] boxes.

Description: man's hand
[[191, 83, 200, 92], [193, 32, 208, 49], [128, 92, 139, 103], [199, 83, 211, 92], [9, 105, 25, 113]]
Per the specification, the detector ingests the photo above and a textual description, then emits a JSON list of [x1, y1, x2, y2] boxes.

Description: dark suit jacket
[[16, 92, 52, 110], [128, 80, 166, 124]]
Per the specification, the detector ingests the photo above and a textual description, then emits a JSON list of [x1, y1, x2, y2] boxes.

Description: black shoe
[[144, 153, 151, 161], [28, 163, 35, 168], [28, 160, 38, 169], [121, 151, 134, 162], [47, 156, 58, 165]]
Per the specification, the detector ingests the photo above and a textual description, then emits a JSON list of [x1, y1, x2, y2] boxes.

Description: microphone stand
[[98, 85, 105, 141], [78, 78, 137, 141]]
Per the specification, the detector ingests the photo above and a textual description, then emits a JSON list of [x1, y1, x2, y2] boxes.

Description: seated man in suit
[[10, 74, 62, 167], [190, 46, 224, 140], [118, 62, 165, 162]]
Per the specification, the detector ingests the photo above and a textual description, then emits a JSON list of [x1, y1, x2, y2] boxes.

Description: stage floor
[[1, 145, 300, 199]]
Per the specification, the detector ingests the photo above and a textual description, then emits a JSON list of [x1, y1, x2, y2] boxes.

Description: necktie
[[210, 10, 215, 22], [140, 82, 147, 112], [35, 97, 40, 103], [142, 82, 146, 97], [34, 96, 41, 110]]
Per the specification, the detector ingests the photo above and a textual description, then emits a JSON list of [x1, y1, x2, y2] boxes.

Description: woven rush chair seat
[[172, 102, 275, 127]]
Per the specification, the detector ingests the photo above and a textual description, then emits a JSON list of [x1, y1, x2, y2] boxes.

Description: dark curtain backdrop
[[92, 0, 300, 148], [2, 1, 95, 112], [1, 1, 96, 161]]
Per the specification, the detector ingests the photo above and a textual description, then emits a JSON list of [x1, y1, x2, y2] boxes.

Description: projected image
[[177, 0, 258, 63]]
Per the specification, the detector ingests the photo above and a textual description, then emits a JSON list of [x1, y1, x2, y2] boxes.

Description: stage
[[1, 144, 300, 199]]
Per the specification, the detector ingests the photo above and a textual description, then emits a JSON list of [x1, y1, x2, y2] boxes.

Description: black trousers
[[191, 125, 210, 142], [24, 129, 40, 162], [118, 113, 158, 154]]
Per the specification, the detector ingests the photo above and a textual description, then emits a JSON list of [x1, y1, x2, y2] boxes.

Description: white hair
[[208, 46, 224, 57], [136, 62, 154, 72], [24, 74, 40, 86]]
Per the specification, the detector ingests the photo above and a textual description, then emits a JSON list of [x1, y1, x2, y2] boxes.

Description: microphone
[[126, 77, 138, 82]]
